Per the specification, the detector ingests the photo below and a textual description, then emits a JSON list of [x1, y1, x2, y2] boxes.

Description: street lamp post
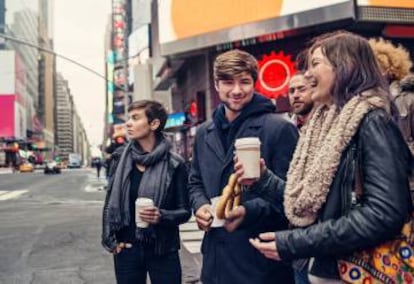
[[0, 32, 121, 88]]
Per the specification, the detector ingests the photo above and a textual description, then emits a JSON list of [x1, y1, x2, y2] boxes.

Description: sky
[[54, 1, 111, 146]]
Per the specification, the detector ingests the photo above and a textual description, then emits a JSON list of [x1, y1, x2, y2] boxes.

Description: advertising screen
[[0, 51, 15, 95], [158, 0, 354, 55], [165, 112, 186, 129], [0, 96, 15, 137], [357, 0, 414, 8]]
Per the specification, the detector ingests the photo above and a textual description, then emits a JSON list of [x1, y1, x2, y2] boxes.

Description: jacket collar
[[205, 117, 263, 163]]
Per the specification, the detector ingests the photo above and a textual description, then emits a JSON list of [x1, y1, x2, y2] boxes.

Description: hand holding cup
[[234, 156, 267, 186], [139, 206, 161, 224], [135, 198, 156, 227], [234, 137, 262, 185]]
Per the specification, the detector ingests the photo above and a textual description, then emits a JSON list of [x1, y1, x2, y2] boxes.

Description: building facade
[[38, 0, 55, 158], [55, 73, 74, 161]]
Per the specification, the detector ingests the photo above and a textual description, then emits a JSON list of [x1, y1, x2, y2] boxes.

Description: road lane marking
[[0, 190, 28, 201]]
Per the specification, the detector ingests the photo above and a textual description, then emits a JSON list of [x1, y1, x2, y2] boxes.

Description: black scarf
[[107, 137, 171, 234]]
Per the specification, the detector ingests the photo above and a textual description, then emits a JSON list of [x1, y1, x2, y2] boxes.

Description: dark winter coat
[[101, 146, 191, 255], [188, 94, 299, 284]]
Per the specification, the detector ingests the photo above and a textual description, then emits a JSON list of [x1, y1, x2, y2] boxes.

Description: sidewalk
[[86, 168, 108, 189], [180, 215, 203, 283], [180, 243, 202, 284], [0, 168, 13, 174]]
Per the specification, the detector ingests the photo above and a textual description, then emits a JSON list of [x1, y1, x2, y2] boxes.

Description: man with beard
[[188, 49, 298, 284], [288, 72, 314, 130]]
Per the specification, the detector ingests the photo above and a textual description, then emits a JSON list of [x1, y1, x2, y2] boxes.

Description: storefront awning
[[153, 59, 185, 91]]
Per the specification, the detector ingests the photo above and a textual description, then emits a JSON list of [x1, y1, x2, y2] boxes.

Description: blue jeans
[[113, 243, 181, 284]]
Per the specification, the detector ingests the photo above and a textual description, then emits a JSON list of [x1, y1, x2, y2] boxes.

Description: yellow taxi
[[19, 162, 34, 173]]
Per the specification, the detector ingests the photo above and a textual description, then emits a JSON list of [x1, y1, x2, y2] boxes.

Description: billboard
[[158, 0, 354, 55], [107, 50, 115, 116], [165, 112, 186, 129], [128, 24, 150, 84], [357, 0, 414, 8], [0, 96, 15, 137], [111, 0, 129, 124], [0, 50, 16, 95], [0, 95, 25, 139]]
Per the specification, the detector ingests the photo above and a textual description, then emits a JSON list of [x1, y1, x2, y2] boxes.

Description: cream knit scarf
[[284, 90, 388, 227]]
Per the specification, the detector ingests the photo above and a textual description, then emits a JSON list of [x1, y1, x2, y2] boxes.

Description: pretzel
[[216, 174, 242, 219]]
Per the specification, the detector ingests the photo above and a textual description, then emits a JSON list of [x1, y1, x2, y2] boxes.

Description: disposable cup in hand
[[235, 137, 261, 179], [135, 197, 154, 228]]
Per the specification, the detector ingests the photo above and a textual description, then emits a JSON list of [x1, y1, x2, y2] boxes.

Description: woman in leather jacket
[[230, 31, 412, 282], [101, 100, 191, 284]]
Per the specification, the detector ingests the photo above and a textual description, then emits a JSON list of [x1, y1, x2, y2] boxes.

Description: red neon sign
[[255, 51, 296, 99]]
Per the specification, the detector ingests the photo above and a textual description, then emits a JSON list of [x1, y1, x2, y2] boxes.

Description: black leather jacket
[[101, 146, 191, 255], [253, 109, 412, 279]]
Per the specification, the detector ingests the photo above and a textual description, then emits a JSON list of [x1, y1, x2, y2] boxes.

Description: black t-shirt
[[115, 164, 143, 243]]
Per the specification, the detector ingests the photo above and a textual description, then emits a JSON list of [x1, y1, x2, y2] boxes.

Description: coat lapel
[[205, 114, 265, 166], [205, 123, 226, 162], [222, 115, 264, 168]]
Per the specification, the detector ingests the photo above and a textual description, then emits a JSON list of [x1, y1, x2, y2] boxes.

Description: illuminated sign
[[165, 112, 186, 129], [256, 51, 297, 99], [159, 0, 349, 43], [158, 0, 354, 55], [357, 0, 414, 8]]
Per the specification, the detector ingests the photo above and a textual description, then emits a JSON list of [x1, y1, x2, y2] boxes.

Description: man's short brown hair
[[127, 100, 168, 134], [214, 49, 258, 82]]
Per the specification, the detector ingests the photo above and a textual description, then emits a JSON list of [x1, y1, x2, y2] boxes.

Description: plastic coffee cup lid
[[235, 137, 261, 147], [136, 198, 153, 205]]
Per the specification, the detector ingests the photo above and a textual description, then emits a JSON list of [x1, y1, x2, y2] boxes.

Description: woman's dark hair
[[308, 31, 389, 107], [295, 48, 309, 71], [127, 100, 168, 134]]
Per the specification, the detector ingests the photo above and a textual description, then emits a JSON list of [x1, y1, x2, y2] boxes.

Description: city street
[[0, 168, 202, 284]]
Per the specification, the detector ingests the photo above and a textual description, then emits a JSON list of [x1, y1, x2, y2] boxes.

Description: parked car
[[68, 153, 81, 169], [19, 162, 34, 173], [44, 161, 61, 174]]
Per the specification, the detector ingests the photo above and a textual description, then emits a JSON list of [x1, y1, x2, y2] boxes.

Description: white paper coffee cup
[[235, 137, 261, 179], [135, 197, 154, 228]]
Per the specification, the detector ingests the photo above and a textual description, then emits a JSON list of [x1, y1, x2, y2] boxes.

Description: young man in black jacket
[[188, 49, 298, 284], [102, 100, 191, 284]]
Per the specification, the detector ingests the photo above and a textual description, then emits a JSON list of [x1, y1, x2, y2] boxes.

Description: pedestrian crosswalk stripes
[[0, 190, 28, 201], [0, 168, 13, 174]]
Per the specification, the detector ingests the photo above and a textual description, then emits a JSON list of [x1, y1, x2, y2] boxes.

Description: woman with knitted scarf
[[227, 31, 412, 283], [101, 100, 191, 284]]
